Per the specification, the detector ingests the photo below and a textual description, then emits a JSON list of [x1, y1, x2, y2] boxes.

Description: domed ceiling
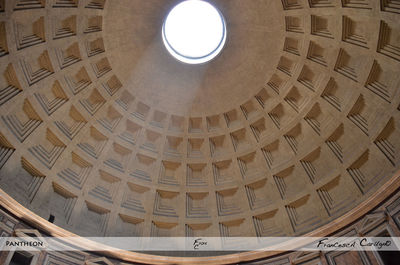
[[0, 0, 400, 258], [103, 0, 284, 115]]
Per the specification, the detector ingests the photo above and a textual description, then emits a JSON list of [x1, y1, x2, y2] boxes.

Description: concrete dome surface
[[0, 0, 400, 264]]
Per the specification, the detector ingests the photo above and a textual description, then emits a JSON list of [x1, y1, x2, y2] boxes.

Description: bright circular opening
[[162, 0, 226, 64]]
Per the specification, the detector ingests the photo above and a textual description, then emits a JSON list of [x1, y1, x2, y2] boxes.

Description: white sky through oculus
[[163, 0, 226, 64]]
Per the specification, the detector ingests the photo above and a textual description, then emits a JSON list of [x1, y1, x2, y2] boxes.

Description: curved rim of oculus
[[162, 0, 227, 64]]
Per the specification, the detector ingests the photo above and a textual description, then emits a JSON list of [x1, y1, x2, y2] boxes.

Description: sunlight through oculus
[[162, 0, 226, 64]]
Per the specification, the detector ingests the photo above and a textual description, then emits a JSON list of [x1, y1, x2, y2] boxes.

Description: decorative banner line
[[0, 237, 400, 252]]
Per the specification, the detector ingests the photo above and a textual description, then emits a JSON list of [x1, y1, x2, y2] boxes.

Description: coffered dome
[[0, 0, 400, 263]]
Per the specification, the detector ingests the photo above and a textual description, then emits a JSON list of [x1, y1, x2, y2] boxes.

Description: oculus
[[162, 0, 227, 64]]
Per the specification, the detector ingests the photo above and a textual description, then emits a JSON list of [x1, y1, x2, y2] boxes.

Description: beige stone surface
[[0, 0, 400, 251]]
